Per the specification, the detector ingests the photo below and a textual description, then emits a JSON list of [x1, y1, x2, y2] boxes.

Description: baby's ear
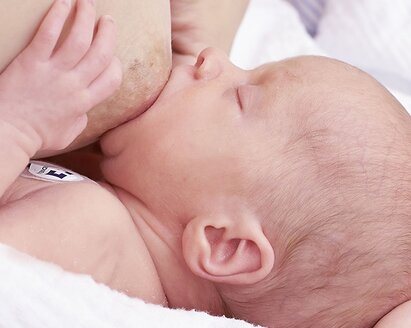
[[182, 213, 274, 285]]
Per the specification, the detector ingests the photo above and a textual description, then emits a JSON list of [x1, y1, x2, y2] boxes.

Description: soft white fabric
[[0, 243, 260, 328], [230, 0, 411, 114], [287, 0, 326, 36], [231, 0, 324, 69], [316, 0, 411, 114]]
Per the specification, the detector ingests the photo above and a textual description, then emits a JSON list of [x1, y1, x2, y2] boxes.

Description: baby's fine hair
[[225, 82, 411, 328]]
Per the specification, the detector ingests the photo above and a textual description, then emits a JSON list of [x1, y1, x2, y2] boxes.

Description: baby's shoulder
[[0, 161, 133, 284]]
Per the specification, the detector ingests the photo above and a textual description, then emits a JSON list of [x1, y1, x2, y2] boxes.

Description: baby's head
[[101, 48, 411, 327]]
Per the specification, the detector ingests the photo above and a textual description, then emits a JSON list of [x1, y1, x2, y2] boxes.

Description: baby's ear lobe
[[182, 215, 275, 285]]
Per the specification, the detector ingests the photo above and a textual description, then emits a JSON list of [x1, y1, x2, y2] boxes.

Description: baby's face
[[101, 49, 382, 219]]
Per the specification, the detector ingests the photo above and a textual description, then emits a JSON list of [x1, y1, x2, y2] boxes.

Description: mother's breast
[[0, 0, 171, 156]]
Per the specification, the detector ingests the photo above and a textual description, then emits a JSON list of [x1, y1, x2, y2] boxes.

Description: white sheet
[[230, 0, 411, 114], [0, 244, 260, 328], [231, 0, 324, 68]]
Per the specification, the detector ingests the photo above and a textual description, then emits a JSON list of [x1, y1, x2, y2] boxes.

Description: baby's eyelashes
[[237, 85, 259, 112], [234, 87, 243, 110], [223, 87, 243, 112]]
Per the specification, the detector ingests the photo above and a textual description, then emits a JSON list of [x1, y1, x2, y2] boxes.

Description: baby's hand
[[0, 0, 122, 153]]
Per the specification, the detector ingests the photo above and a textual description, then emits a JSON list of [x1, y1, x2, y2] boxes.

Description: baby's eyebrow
[[253, 65, 282, 86]]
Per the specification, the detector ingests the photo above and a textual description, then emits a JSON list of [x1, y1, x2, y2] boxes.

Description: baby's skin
[[1, 0, 411, 327]]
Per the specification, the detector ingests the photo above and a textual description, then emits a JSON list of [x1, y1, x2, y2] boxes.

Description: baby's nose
[[194, 47, 229, 80]]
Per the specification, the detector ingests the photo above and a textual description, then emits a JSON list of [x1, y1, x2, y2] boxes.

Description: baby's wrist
[[0, 116, 42, 159]]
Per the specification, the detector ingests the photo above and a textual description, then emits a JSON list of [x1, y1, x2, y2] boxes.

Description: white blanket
[[0, 244, 259, 328], [231, 0, 411, 114]]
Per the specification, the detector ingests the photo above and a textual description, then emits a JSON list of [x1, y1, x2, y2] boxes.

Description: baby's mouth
[[155, 65, 197, 101]]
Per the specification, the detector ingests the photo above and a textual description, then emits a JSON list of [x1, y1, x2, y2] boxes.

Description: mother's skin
[[0, 0, 171, 158]]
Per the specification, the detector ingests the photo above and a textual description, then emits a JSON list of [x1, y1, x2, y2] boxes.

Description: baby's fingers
[[48, 115, 88, 150], [87, 57, 122, 109], [25, 0, 71, 60], [75, 15, 116, 85], [53, 0, 96, 69]]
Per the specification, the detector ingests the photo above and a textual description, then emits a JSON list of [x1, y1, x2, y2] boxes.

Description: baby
[[1, 1, 410, 327]]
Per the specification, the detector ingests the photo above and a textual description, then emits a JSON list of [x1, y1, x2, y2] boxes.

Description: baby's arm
[[0, 0, 122, 197]]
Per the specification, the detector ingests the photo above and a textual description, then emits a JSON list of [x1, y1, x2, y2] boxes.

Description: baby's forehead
[[253, 56, 389, 113], [249, 57, 335, 113], [255, 56, 359, 83], [251, 56, 401, 140]]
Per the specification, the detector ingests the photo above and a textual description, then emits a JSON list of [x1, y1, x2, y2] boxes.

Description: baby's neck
[[112, 185, 226, 315]]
